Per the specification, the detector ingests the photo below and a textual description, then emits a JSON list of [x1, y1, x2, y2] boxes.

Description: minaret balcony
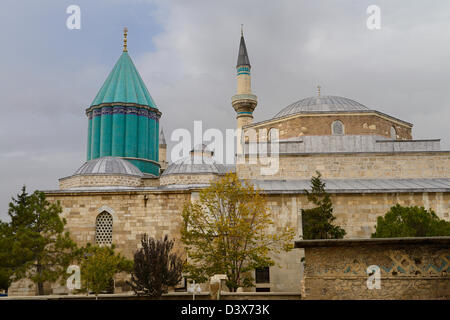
[[231, 93, 257, 105]]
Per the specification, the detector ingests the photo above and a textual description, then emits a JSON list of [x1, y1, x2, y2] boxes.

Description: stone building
[[9, 29, 450, 296]]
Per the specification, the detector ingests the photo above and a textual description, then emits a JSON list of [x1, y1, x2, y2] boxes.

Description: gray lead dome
[[162, 156, 228, 176], [74, 157, 143, 176], [274, 95, 370, 118]]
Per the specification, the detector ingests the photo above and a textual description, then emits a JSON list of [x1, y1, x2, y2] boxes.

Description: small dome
[[162, 146, 227, 176], [74, 157, 143, 176], [274, 95, 370, 119]]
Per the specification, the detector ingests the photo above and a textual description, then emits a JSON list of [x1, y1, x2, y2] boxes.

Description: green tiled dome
[[91, 52, 157, 108], [86, 47, 161, 176]]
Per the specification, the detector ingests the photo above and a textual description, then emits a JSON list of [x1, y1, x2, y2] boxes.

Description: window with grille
[[95, 212, 113, 245], [332, 120, 344, 135], [255, 267, 270, 284]]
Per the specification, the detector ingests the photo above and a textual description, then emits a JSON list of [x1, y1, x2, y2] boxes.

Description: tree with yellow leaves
[[181, 173, 294, 292]]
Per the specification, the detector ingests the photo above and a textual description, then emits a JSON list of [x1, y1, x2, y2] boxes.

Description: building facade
[[9, 29, 450, 296]]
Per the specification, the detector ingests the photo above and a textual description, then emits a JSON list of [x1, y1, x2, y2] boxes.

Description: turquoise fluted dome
[[91, 52, 157, 108], [85, 48, 161, 176]]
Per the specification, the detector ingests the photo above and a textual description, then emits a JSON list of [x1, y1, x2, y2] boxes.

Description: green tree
[[301, 172, 346, 239], [5, 186, 77, 295], [0, 222, 14, 293], [0, 269, 11, 293], [181, 173, 294, 292], [77, 244, 133, 297], [129, 234, 183, 297], [372, 204, 450, 238]]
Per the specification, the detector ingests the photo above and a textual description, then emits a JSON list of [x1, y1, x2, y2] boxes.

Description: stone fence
[[0, 292, 301, 300], [294, 237, 450, 300]]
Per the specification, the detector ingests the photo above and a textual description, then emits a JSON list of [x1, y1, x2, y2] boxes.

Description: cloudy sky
[[1, 0, 449, 220]]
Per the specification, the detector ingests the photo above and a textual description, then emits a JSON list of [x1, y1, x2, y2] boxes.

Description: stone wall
[[59, 174, 143, 189], [295, 238, 450, 300], [245, 113, 412, 140], [141, 177, 160, 187], [7, 190, 191, 296], [266, 192, 449, 239], [160, 173, 219, 186], [237, 152, 450, 180], [10, 187, 448, 296], [45, 190, 191, 257]]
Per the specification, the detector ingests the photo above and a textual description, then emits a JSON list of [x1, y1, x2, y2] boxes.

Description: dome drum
[[160, 145, 232, 186], [58, 157, 148, 189]]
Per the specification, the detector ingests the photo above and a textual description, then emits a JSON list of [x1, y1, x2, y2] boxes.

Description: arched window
[[332, 120, 344, 135], [268, 128, 278, 142], [390, 126, 397, 140], [95, 212, 113, 245]]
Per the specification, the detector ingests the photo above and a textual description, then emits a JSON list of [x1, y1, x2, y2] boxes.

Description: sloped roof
[[252, 178, 450, 194], [74, 157, 143, 177], [237, 35, 251, 67], [273, 95, 369, 118], [91, 52, 157, 108]]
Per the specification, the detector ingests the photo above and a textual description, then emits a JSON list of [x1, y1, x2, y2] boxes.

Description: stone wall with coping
[[237, 152, 450, 180], [294, 237, 450, 300]]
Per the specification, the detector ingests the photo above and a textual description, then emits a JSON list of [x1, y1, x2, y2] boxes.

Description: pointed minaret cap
[[159, 127, 166, 146], [237, 26, 251, 67]]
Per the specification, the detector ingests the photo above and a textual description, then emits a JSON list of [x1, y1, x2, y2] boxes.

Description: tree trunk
[[37, 282, 44, 296], [36, 263, 44, 295]]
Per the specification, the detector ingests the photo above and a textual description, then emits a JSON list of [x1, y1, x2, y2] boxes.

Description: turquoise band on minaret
[[85, 47, 161, 176]]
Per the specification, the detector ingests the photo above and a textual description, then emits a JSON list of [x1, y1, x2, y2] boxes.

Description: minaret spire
[[237, 29, 251, 68], [123, 27, 128, 52], [231, 27, 257, 156]]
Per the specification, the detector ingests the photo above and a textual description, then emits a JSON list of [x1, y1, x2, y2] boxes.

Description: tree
[[77, 243, 133, 297], [129, 234, 183, 297], [0, 222, 14, 293], [181, 172, 294, 292], [372, 204, 450, 238], [301, 172, 346, 239], [5, 186, 77, 295]]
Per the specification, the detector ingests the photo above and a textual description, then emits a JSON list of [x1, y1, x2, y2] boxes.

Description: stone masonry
[[295, 237, 450, 299]]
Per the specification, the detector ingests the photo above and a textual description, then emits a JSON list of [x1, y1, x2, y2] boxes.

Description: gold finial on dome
[[123, 27, 128, 52], [317, 85, 321, 97]]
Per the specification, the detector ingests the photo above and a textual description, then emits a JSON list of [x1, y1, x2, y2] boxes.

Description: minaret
[[231, 26, 257, 155], [158, 127, 168, 172]]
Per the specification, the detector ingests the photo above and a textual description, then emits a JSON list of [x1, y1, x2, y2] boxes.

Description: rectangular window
[[256, 287, 270, 292], [255, 267, 270, 284]]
